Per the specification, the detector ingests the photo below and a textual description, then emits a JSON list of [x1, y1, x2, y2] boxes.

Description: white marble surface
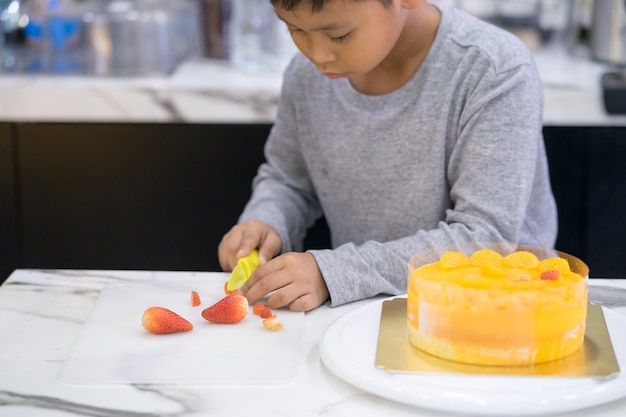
[[0, 58, 283, 124], [1, 45, 626, 126], [1, 269, 626, 417]]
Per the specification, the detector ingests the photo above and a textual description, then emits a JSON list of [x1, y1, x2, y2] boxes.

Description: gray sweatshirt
[[238, 5, 558, 306]]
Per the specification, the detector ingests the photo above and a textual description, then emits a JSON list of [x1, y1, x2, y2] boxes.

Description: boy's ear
[[401, 0, 423, 9]]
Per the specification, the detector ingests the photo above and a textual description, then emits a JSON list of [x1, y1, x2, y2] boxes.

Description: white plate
[[320, 297, 626, 416]]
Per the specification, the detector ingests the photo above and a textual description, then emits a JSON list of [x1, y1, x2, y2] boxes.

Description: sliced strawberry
[[260, 306, 273, 319], [263, 315, 283, 331], [191, 290, 201, 307], [223, 281, 238, 295], [253, 303, 265, 316], [540, 270, 560, 281], [142, 306, 193, 334], [201, 294, 248, 324]]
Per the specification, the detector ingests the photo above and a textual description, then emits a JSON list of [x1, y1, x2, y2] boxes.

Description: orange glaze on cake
[[407, 249, 588, 366]]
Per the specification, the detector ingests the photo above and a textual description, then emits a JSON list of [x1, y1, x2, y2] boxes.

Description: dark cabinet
[[544, 127, 626, 278], [0, 123, 623, 281], [0, 124, 18, 283], [586, 128, 626, 278], [16, 123, 269, 272], [543, 127, 588, 263]]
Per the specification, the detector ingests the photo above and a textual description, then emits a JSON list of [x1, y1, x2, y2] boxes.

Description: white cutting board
[[58, 279, 305, 385]]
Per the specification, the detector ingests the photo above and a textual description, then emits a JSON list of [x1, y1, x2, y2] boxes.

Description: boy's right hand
[[218, 219, 282, 271]]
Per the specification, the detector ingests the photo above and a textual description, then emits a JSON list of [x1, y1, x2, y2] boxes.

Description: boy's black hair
[[270, 0, 394, 13]]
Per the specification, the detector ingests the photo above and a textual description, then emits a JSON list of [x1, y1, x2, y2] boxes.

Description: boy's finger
[[240, 260, 285, 302], [237, 232, 261, 258], [218, 231, 242, 271], [258, 234, 282, 264]]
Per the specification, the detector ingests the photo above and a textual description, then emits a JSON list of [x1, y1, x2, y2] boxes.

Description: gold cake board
[[375, 298, 620, 377]]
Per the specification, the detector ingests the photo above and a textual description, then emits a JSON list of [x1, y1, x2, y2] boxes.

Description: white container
[[228, 0, 280, 71]]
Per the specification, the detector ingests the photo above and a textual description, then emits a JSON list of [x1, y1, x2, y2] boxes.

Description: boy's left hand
[[239, 252, 329, 312]]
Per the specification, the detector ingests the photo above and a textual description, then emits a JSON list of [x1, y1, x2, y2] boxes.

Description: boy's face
[[275, 0, 418, 80]]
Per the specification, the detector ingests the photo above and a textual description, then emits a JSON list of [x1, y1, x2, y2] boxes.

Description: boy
[[218, 0, 557, 312]]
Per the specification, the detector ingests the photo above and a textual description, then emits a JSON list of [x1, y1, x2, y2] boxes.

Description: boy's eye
[[329, 32, 351, 44]]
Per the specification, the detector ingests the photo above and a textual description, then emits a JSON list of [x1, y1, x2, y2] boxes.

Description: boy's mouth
[[324, 72, 346, 79]]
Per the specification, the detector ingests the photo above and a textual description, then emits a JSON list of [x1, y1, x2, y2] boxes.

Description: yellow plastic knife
[[226, 250, 260, 291]]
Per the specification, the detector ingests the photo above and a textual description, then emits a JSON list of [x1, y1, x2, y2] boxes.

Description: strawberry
[[253, 303, 266, 316], [260, 306, 273, 319], [223, 281, 238, 295], [263, 315, 283, 331], [540, 270, 560, 281], [191, 290, 201, 307], [201, 294, 248, 324], [142, 306, 193, 334]]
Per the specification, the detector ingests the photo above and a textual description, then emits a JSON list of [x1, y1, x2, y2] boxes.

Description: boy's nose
[[304, 38, 335, 67]]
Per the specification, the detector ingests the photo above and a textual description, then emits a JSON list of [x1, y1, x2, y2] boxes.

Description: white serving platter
[[320, 296, 626, 416]]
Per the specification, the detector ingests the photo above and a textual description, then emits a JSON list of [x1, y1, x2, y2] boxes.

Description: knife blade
[[226, 250, 260, 291]]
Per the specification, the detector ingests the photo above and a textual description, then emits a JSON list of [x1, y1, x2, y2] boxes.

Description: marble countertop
[[1, 45, 626, 126], [1, 269, 626, 417]]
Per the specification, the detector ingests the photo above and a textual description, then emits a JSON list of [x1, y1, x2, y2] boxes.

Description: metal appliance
[[591, 0, 626, 64], [591, 0, 626, 114]]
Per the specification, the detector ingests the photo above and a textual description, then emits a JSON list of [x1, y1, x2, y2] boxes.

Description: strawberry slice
[[191, 290, 201, 307], [260, 306, 273, 319], [540, 270, 560, 281], [142, 306, 193, 334], [253, 303, 266, 316], [263, 315, 283, 331], [223, 281, 238, 295], [201, 294, 249, 324]]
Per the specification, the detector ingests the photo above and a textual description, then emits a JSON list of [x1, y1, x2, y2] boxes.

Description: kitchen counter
[[1, 269, 626, 417], [1, 45, 626, 126]]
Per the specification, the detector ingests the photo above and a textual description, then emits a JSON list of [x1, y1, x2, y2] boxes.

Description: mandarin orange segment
[[504, 251, 539, 269], [439, 251, 470, 269], [462, 273, 498, 289], [470, 249, 504, 267], [562, 270, 585, 282], [538, 257, 571, 274], [480, 263, 505, 278]]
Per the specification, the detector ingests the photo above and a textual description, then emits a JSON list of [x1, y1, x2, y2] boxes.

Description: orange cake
[[407, 249, 588, 366]]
